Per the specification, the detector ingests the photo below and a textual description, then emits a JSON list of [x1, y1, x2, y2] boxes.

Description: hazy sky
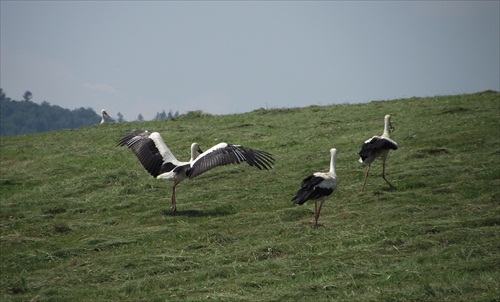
[[1, 1, 499, 121]]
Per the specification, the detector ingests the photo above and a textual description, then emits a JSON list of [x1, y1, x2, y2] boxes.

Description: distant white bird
[[117, 130, 275, 214], [292, 148, 338, 229], [100, 109, 112, 124], [358, 114, 398, 191]]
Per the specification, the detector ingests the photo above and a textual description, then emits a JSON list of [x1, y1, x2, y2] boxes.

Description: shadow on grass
[[368, 185, 397, 196], [161, 204, 236, 217], [382, 185, 397, 192]]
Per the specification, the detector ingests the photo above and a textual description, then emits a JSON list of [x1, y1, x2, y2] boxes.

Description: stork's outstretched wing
[[186, 143, 275, 179], [117, 130, 179, 177]]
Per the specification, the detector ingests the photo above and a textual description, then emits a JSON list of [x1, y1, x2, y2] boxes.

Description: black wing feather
[[292, 175, 333, 205], [358, 136, 398, 161], [117, 130, 164, 177], [116, 129, 147, 147], [187, 144, 275, 179]]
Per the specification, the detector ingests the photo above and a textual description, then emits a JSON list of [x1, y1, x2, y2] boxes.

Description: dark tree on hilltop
[[117, 112, 125, 122], [0, 89, 102, 136], [1, 89, 11, 102], [155, 109, 179, 120], [155, 110, 167, 120], [23, 90, 32, 102]]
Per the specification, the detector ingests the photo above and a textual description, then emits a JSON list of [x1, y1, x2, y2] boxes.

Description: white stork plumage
[[100, 109, 112, 124], [117, 129, 275, 214], [292, 148, 338, 229], [358, 114, 398, 191]]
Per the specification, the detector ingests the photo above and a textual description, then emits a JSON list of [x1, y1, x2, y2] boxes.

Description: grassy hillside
[[1, 91, 499, 301]]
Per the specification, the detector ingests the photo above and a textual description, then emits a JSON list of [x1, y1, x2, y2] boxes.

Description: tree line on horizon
[[0, 89, 180, 137]]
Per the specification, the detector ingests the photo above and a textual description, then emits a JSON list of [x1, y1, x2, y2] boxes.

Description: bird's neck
[[382, 120, 391, 138], [329, 151, 337, 174], [190, 145, 199, 161]]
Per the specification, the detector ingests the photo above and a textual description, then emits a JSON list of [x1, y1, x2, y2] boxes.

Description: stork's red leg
[[314, 200, 324, 230], [171, 182, 178, 215], [314, 201, 319, 229], [314, 197, 326, 229], [382, 159, 394, 188], [361, 165, 371, 192]]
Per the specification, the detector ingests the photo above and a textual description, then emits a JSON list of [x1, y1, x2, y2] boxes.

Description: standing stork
[[358, 114, 398, 191], [292, 148, 338, 229], [117, 130, 275, 214], [100, 109, 112, 124]]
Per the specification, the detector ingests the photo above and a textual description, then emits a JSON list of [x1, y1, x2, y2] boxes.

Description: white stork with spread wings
[[117, 130, 275, 214], [358, 114, 398, 191]]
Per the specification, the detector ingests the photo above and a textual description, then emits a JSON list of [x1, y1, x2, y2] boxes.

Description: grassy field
[[1, 91, 499, 301]]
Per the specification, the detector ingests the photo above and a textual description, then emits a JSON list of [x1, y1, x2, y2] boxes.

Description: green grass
[[1, 91, 499, 301]]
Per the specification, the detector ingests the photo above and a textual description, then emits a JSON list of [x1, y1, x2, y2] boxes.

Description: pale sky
[[1, 1, 499, 121]]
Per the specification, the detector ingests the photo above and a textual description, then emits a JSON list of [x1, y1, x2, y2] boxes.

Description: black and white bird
[[117, 130, 275, 214], [358, 114, 398, 191], [292, 148, 338, 229], [100, 109, 112, 124]]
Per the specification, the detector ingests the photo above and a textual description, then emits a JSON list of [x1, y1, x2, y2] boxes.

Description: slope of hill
[[1, 91, 498, 301]]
